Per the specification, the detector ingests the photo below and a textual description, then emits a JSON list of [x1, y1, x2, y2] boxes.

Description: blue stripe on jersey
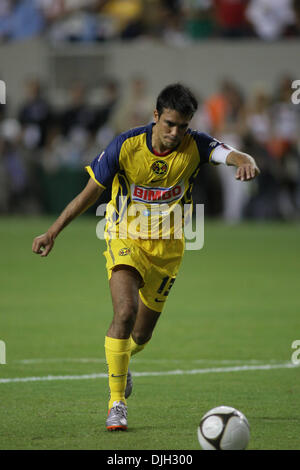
[[187, 129, 221, 164], [115, 173, 129, 214], [89, 125, 149, 187], [146, 122, 154, 152]]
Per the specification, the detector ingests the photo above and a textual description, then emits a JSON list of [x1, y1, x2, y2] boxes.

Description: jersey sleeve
[[85, 135, 122, 188], [190, 130, 233, 165]]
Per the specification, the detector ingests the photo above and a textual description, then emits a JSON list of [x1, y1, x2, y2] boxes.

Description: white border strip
[[0, 362, 298, 384]]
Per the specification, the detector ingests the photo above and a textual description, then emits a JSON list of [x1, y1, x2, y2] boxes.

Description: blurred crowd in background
[[0, 74, 300, 222], [0, 0, 300, 44]]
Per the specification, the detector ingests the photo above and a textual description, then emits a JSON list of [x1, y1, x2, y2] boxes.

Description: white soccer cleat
[[106, 401, 128, 431]]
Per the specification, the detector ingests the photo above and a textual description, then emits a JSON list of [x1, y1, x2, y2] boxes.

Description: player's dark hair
[[156, 83, 198, 118]]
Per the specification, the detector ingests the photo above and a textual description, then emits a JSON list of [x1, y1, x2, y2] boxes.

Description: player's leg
[[107, 265, 143, 338], [122, 298, 162, 400], [105, 265, 143, 430], [110, 297, 160, 403], [130, 296, 161, 355]]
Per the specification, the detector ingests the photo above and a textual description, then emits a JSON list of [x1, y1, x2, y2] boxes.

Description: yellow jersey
[[85, 122, 225, 240]]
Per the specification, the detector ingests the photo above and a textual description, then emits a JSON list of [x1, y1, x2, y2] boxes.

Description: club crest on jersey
[[151, 160, 168, 177], [119, 247, 131, 256]]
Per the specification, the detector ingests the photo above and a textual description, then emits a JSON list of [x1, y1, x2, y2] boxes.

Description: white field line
[[0, 362, 298, 384], [14, 358, 280, 365]]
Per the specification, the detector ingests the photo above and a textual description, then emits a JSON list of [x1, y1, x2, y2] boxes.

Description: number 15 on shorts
[[155, 276, 176, 302]]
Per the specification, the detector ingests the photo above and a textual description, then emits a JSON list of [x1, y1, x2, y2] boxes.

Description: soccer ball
[[197, 406, 250, 450]]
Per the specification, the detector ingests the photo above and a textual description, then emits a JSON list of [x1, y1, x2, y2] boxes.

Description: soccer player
[[32, 83, 260, 431]]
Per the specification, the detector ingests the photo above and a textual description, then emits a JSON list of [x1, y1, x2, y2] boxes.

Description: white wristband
[[210, 144, 234, 164]]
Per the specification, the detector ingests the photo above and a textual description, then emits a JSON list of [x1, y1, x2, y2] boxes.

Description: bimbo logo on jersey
[[131, 182, 184, 204]]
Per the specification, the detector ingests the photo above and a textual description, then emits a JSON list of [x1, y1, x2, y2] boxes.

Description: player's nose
[[170, 127, 179, 137]]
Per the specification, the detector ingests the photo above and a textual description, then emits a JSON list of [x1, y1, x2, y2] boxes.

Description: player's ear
[[153, 109, 159, 123]]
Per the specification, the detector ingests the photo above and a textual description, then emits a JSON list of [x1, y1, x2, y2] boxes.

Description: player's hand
[[32, 232, 54, 257], [235, 163, 260, 181]]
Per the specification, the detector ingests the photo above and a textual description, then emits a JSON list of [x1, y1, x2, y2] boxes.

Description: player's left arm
[[191, 132, 260, 182], [226, 150, 260, 181]]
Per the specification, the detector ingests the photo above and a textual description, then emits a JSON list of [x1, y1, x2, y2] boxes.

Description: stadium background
[[1, 0, 300, 451]]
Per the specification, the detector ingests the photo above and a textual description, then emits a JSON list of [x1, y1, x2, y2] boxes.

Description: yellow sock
[[130, 336, 149, 356], [105, 336, 131, 409]]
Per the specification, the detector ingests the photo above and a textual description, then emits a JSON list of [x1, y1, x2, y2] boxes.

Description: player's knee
[[132, 331, 152, 345], [114, 301, 138, 329]]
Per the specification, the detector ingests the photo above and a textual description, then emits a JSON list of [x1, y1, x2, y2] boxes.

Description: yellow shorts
[[103, 237, 184, 312]]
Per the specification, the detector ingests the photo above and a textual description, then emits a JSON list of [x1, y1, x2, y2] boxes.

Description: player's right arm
[[33, 133, 122, 257], [32, 177, 104, 257]]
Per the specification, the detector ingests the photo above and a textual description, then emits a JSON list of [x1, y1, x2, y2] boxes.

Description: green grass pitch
[[0, 216, 300, 450]]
